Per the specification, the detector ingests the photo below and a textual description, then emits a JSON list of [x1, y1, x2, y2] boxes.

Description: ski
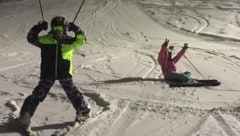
[[167, 79, 221, 87], [4, 100, 38, 136], [51, 121, 84, 136], [67, 121, 83, 132], [14, 117, 39, 136], [6, 115, 38, 136], [23, 126, 38, 136]]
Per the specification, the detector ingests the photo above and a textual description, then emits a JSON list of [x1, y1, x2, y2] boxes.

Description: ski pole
[[184, 55, 206, 79], [38, 0, 45, 21], [72, 0, 86, 23]]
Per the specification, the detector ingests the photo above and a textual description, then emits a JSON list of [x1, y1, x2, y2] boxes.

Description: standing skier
[[18, 16, 90, 130], [158, 39, 191, 82]]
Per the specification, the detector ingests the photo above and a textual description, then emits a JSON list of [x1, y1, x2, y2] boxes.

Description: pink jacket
[[157, 46, 186, 76]]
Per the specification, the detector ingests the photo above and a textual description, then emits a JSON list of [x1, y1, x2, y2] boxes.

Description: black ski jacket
[[27, 24, 85, 80]]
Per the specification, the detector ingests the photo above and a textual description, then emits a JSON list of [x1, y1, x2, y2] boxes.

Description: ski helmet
[[51, 16, 67, 32]]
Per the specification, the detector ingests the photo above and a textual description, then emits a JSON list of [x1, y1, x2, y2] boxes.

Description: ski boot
[[18, 112, 37, 136], [66, 108, 90, 132]]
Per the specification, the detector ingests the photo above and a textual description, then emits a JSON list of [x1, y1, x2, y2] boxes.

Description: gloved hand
[[68, 22, 80, 32], [68, 22, 86, 40], [169, 46, 174, 50], [38, 21, 48, 30], [162, 39, 169, 48], [183, 43, 189, 50]]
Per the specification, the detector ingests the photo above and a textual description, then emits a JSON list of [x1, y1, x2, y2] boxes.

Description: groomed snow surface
[[0, 0, 240, 136]]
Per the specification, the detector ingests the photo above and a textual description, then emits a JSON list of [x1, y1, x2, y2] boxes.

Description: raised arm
[[27, 21, 48, 48], [157, 39, 169, 66], [68, 22, 86, 48], [172, 43, 188, 63]]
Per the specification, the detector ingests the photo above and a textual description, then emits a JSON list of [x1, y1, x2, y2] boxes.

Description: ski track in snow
[[140, 0, 240, 42], [1, 0, 240, 136], [76, 1, 240, 135], [191, 111, 240, 136]]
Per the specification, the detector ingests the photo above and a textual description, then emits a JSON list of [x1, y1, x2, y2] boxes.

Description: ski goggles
[[52, 26, 64, 32]]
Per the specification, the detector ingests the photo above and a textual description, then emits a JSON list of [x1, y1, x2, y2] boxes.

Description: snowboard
[[167, 79, 221, 87]]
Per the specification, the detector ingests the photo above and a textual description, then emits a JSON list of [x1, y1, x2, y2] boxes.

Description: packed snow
[[0, 0, 240, 136]]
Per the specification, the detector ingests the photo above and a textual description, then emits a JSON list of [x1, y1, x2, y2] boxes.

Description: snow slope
[[0, 0, 240, 136]]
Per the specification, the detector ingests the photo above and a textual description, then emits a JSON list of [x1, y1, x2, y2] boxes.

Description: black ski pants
[[20, 78, 89, 117]]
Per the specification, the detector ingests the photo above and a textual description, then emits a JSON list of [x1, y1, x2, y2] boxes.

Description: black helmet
[[51, 16, 68, 33], [51, 16, 66, 27]]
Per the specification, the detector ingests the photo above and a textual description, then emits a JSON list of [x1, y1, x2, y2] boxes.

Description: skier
[[18, 16, 90, 130], [158, 39, 191, 83]]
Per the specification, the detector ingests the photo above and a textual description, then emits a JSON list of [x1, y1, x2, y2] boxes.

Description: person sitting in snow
[[18, 16, 90, 130], [158, 39, 191, 82]]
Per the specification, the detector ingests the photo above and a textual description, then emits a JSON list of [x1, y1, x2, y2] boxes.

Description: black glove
[[37, 21, 48, 30], [183, 43, 189, 50], [68, 22, 80, 32], [169, 46, 174, 50], [68, 22, 86, 40], [162, 39, 169, 48]]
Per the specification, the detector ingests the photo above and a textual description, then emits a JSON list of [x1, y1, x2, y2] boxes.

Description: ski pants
[[165, 71, 192, 83], [20, 78, 89, 117]]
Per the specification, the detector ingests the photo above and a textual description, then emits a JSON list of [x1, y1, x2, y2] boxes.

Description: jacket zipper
[[55, 41, 59, 79]]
